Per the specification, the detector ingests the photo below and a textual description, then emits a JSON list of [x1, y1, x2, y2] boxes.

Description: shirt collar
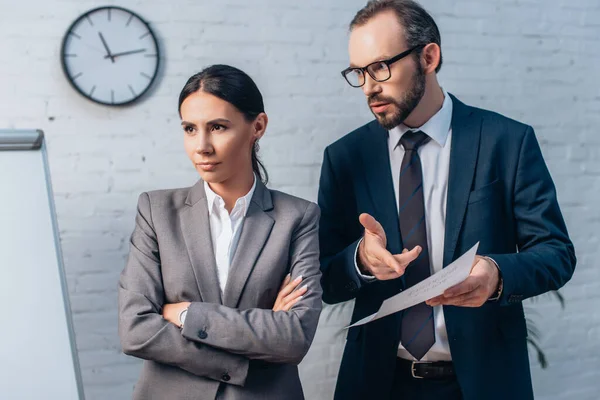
[[389, 88, 453, 149], [204, 174, 257, 217]]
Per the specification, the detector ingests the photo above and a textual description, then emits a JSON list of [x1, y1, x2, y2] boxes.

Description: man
[[318, 1, 576, 399]]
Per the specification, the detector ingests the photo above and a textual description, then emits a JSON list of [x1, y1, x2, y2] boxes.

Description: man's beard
[[368, 62, 426, 130]]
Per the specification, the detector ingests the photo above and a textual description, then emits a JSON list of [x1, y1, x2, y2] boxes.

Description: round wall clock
[[60, 6, 160, 106]]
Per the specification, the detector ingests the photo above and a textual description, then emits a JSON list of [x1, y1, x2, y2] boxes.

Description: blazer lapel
[[359, 121, 402, 253], [360, 121, 405, 298], [223, 180, 275, 308], [180, 180, 223, 304], [443, 94, 482, 267]]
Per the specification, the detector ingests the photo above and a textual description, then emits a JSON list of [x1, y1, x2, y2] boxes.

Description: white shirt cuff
[[354, 237, 376, 281]]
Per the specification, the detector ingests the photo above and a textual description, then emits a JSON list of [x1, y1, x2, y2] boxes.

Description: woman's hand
[[272, 274, 308, 312], [162, 302, 191, 327]]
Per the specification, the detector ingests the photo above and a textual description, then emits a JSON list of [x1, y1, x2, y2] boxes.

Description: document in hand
[[347, 242, 480, 328]]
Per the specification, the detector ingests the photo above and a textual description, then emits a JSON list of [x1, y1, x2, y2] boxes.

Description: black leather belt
[[396, 357, 455, 380]]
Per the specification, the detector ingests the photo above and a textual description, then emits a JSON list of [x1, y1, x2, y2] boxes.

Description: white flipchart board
[[0, 130, 84, 400]]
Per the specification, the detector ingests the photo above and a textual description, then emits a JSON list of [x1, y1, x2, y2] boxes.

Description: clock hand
[[104, 49, 147, 59], [98, 32, 115, 63]]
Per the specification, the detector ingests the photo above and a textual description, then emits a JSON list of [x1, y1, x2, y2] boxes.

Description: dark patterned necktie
[[398, 130, 435, 361]]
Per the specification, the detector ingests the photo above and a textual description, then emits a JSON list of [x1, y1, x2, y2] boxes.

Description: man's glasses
[[341, 45, 426, 88]]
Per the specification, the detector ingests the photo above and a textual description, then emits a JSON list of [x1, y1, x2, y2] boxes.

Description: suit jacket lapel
[[223, 180, 275, 308], [443, 94, 482, 267], [359, 121, 405, 299], [359, 121, 402, 253], [180, 180, 223, 304]]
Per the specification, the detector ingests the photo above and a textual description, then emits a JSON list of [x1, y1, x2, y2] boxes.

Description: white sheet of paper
[[347, 242, 480, 328]]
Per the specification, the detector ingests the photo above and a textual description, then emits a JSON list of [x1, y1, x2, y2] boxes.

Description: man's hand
[[273, 274, 307, 312], [358, 213, 421, 280], [162, 302, 191, 327], [426, 256, 499, 307]]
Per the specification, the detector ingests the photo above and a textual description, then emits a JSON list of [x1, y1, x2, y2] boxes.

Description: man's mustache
[[368, 95, 396, 106]]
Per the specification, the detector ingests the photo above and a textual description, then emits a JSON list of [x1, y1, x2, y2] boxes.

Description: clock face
[[60, 6, 160, 106]]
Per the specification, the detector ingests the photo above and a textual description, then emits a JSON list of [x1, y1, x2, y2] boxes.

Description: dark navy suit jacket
[[318, 94, 576, 400]]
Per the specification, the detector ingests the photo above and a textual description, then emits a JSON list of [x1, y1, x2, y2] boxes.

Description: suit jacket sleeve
[[181, 203, 322, 365], [487, 126, 576, 305], [118, 192, 249, 386], [318, 146, 372, 304]]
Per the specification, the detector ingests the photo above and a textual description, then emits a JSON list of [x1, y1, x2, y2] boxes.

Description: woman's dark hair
[[350, 0, 443, 73], [178, 64, 268, 184]]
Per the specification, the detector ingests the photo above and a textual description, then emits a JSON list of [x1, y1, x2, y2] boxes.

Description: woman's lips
[[196, 162, 221, 172]]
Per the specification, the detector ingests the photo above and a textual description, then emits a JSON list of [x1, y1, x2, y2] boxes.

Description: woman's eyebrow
[[206, 118, 232, 125]]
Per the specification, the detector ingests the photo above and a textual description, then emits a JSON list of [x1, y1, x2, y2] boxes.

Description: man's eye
[[370, 62, 386, 72]]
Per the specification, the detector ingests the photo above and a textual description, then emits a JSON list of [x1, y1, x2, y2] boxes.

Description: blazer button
[[198, 330, 208, 339], [345, 281, 358, 292], [222, 372, 231, 382], [508, 295, 522, 303]]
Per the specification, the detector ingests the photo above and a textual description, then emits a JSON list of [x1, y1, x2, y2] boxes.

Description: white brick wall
[[1, 0, 597, 399]]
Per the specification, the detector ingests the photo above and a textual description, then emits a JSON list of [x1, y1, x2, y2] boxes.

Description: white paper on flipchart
[[347, 242, 480, 328]]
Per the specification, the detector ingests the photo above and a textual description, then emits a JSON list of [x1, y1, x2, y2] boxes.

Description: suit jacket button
[[222, 372, 231, 382], [346, 281, 358, 291], [508, 295, 520, 304], [198, 330, 208, 339]]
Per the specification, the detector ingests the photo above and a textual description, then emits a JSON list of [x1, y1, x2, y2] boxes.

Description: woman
[[118, 65, 322, 400]]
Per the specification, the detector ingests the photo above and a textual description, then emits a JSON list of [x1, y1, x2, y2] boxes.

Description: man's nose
[[362, 73, 381, 99]]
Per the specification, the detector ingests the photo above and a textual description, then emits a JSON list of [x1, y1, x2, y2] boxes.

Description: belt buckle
[[411, 361, 422, 379], [410, 361, 431, 379]]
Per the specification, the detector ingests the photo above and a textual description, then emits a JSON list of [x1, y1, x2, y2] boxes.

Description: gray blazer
[[118, 179, 322, 400]]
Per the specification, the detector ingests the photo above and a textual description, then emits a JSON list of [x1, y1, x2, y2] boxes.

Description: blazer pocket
[[468, 179, 501, 205]]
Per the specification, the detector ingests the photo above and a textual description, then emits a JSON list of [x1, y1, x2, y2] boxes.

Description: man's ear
[[421, 43, 441, 74]]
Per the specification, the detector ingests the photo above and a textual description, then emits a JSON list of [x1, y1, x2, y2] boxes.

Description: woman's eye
[[184, 126, 195, 134], [211, 124, 226, 132]]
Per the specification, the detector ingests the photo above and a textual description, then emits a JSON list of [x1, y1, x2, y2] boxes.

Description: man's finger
[[371, 245, 403, 273], [443, 277, 481, 298], [365, 254, 401, 279], [426, 294, 445, 306], [393, 246, 421, 266], [359, 213, 385, 238], [372, 269, 402, 281], [430, 291, 484, 307]]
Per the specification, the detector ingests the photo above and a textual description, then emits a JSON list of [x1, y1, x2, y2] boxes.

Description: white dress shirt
[[204, 176, 257, 294], [356, 90, 454, 361]]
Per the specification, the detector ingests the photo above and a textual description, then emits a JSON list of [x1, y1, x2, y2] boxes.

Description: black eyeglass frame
[[341, 44, 427, 87]]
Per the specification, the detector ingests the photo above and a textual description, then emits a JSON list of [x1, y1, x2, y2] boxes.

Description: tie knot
[[399, 130, 430, 151]]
